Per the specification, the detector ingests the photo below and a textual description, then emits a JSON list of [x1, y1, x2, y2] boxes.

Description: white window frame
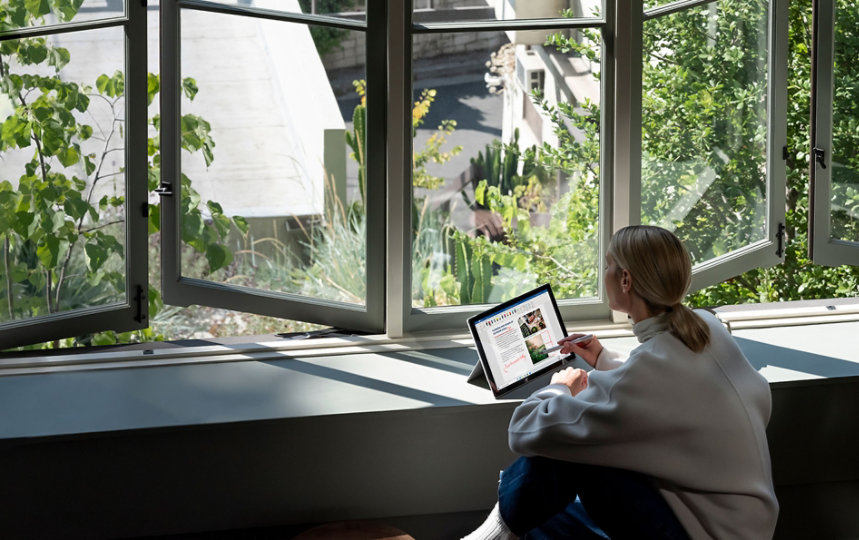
[[809, 0, 859, 266], [0, 1, 150, 350], [158, 0, 386, 334]]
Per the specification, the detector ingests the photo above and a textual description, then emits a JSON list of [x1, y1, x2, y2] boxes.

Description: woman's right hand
[[559, 333, 603, 368]]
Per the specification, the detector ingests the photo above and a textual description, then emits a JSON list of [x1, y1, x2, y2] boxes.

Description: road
[[337, 75, 504, 201]]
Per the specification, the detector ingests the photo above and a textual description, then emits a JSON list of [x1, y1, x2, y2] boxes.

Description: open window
[[637, 0, 789, 292], [809, 0, 859, 266], [0, 0, 149, 349], [158, 0, 385, 334]]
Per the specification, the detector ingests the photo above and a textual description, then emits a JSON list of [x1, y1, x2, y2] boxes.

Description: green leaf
[[2, 115, 32, 148], [78, 124, 93, 140], [64, 194, 89, 220], [96, 74, 110, 95], [47, 46, 71, 70], [205, 243, 230, 272], [13, 211, 35, 236], [148, 203, 160, 234], [147, 72, 160, 105], [206, 200, 224, 216], [57, 145, 80, 167], [37, 235, 60, 267], [232, 215, 249, 235], [84, 243, 108, 272], [181, 77, 199, 100]]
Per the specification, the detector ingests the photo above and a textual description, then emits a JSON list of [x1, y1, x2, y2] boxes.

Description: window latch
[[813, 147, 827, 169], [775, 222, 786, 258], [133, 284, 146, 323], [154, 184, 174, 197]]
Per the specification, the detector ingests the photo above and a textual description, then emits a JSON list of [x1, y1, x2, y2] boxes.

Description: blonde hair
[[608, 225, 710, 353]]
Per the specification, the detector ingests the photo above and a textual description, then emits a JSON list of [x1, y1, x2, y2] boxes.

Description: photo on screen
[[518, 308, 546, 337]]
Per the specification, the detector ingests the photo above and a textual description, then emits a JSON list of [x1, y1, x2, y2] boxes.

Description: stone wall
[[321, 1, 506, 71]]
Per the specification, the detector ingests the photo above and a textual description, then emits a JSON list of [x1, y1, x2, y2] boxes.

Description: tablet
[[466, 283, 575, 398]]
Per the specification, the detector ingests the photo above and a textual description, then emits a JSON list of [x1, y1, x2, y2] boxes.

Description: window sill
[[0, 306, 858, 442]]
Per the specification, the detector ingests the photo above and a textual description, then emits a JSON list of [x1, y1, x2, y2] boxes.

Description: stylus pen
[[544, 334, 594, 353]]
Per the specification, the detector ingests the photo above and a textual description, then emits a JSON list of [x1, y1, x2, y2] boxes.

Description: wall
[[2, 376, 859, 539]]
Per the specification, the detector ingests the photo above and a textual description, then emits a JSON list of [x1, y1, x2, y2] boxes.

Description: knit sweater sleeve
[[594, 347, 626, 370], [507, 357, 662, 466]]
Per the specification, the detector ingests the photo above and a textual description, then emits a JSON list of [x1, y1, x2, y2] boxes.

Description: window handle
[[813, 147, 827, 169]]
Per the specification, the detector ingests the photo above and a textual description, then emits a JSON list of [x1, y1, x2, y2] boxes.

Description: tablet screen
[[467, 284, 570, 396]]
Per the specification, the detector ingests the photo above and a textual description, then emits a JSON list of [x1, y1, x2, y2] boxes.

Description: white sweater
[[508, 310, 778, 539]]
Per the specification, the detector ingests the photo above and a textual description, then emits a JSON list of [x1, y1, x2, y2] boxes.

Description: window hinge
[[775, 222, 786, 258], [782, 146, 789, 161], [133, 284, 147, 323], [813, 147, 827, 169], [141, 202, 149, 217]]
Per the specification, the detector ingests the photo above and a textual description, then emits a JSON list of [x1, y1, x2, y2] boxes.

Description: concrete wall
[[2, 376, 859, 539]]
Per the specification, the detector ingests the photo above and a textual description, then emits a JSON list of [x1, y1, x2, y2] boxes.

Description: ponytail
[[667, 304, 710, 353], [609, 226, 711, 353]]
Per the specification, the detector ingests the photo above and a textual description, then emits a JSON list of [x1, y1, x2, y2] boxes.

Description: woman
[[464, 225, 778, 539]]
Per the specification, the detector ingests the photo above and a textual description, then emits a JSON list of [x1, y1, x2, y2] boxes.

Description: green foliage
[[297, 0, 355, 56], [468, 128, 550, 208]]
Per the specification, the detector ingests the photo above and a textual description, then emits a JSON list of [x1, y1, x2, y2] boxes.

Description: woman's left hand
[[551, 367, 588, 396]]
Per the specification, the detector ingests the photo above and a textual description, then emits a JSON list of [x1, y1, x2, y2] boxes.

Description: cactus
[[344, 89, 367, 210], [451, 231, 493, 304]]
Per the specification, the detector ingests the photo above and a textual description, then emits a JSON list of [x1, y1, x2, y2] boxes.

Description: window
[[2, 0, 856, 350], [638, 0, 788, 291], [400, 2, 607, 334], [157, 0, 384, 334], [810, 0, 859, 266], [0, 0, 149, 349]]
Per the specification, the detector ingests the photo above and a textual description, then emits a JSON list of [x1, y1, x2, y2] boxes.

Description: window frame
[[809, 0, 859, 266], [394, 4, 613, 336], [157, 0, 386, 334], [0, 0, 150, 350], [639, 0, 789, 293], [1, 0, 798, 349]]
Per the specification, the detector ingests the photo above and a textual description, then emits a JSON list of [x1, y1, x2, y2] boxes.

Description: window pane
[[179, 10, 366, 306], [411, 28, 602, 308], [414, 0, 601, 22], [0, 0, 125, 32], [830, 2, 859, 244], [0, 26, 127, 323], [640, 0, 769, 264]]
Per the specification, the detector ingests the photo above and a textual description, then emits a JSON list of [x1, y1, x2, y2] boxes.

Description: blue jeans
[[498, 456, 690, 539]]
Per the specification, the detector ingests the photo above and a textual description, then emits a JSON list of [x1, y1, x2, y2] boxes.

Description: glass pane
[[179, 10, 366, 306], [830, 1, 859, 243], [0, 26, 127, 323], [411, 28, 602, 308], [0, 0, 125, 31], [414, 0, 601, 23], [640, 0, 769, 264]]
